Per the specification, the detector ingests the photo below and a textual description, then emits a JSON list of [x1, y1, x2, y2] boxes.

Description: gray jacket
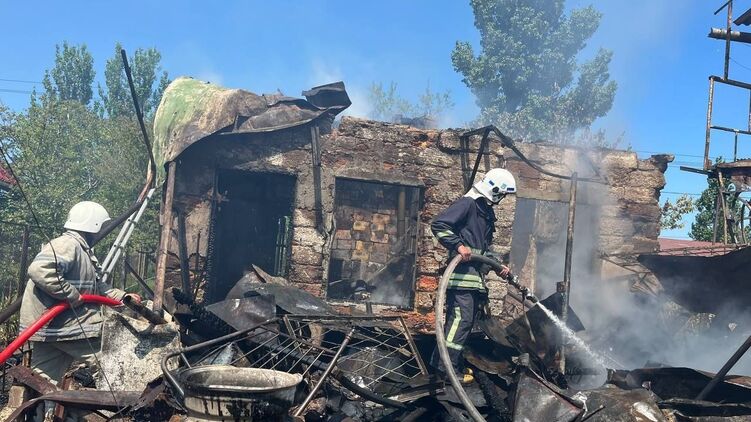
[[19, 231, 126, 342]]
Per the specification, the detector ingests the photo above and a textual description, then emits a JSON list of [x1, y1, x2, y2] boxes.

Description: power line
[[662, 191, 702, 196], [0, 78, 41, 85], [730, 56, 751, 73], [0, 88, 33, 95], [634, 150, 711, 159]]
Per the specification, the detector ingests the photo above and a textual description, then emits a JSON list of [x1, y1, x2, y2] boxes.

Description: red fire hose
[[0, 295, 122, 365]]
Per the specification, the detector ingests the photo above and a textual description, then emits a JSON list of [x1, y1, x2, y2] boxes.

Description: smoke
[[516, 152, 751, 375], [308, 59, 371, 118]]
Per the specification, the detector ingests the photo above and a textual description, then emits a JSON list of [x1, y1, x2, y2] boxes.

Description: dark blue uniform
[[430, 196, 496, 372]]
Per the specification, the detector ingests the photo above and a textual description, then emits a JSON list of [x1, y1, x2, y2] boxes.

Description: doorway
[[208, 170, 296, 303]]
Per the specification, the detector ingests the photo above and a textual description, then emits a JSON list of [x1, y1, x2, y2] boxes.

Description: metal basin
[[179, 365, 302, 421]]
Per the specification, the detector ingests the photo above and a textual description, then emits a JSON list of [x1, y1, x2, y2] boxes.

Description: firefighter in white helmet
[[430, 168, 517, 384], [19, 202, 141, 403]]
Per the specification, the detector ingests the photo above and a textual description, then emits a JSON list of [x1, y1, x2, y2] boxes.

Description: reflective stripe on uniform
[[446, 306, 462, 343], [448, 272, 484, 289], [20, 324, 98, 337], [446, 341, 464, 350], [66, 279, 95, 290], [436, 230, 454, 239]]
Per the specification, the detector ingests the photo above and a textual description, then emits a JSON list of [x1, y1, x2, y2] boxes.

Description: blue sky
[[0, 1, 748, 239]]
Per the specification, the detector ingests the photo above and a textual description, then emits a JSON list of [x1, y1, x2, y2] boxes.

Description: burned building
[[152, 77, 671, 332]]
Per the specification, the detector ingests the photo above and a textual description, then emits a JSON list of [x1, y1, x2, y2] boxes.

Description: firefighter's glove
[[479, 252, 509, 278], [68, 292, 84, 308]]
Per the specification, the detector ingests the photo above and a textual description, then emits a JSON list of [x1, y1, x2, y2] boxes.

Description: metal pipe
[[710, 125, 751, 136], [468, 128, 491, 189], [120, 49, 157, 189], [724, 0, 733, 79], [705, 77, 716, 171], [710, 75, 751, 90], [154, 161, 178, 314], [559, 173, 578, 374], [709, 27, 751, 44], [123, 295, 166, 325], [293, 327, 355, 417], [696, 334, 751, 400], [100, 188, 156, 285], [124, 259, 154, 298]]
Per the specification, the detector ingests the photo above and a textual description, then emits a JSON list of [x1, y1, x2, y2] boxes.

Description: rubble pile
[[3, 277, 749, 422]]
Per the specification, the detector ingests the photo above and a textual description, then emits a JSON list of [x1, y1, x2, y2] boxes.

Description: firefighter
[[19, 201, 141, 389], [430, 168, 517, 384]]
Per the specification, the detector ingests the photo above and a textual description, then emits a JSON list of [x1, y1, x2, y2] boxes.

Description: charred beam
[[558, 172, 578, 374], [153, 161, 177, 314]]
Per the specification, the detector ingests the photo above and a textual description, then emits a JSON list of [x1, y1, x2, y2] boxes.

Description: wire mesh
[[170, 315, 427, 401]]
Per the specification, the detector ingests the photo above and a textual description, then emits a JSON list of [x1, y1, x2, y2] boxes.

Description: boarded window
[[327, 178, 421, 308]]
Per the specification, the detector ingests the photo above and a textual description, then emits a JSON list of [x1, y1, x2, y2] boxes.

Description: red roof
[[658, 238, 742, 257], [0, 166, 15, 188]]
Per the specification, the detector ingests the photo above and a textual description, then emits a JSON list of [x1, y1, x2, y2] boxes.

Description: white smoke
[[515, 151, 751, 375]]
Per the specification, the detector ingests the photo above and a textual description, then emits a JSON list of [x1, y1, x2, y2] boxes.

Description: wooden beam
[[153, 161, 177, 314]]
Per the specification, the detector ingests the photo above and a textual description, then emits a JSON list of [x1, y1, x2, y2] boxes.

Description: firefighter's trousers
[[432, 289, 484, 373]]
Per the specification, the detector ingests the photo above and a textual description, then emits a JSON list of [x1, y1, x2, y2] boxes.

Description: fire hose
[[0, 295, 122, 366], [435, 254, 538, 422]]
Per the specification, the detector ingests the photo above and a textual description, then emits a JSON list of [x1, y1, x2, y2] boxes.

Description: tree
[[0, 42, 167, 252], [368, 81, 453, 125], [690, 176, 723, 241], [689, 158, 749, 242], [42, 42, 95, 105], [97, 43, 170, 118], [660, 195, 694, 230], [452, 0, 617, 144]]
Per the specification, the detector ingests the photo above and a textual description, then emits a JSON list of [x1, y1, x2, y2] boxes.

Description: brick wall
[[166, 117, 671, 333]]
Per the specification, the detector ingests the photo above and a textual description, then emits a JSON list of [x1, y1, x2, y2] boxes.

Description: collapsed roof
[[152, 77, 351, 181]]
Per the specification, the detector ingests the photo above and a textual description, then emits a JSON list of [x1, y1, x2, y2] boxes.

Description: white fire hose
[[435, 253, 538, 422]]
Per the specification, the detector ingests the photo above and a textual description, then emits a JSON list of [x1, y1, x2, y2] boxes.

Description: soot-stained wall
[[163, 117, 671, 332]]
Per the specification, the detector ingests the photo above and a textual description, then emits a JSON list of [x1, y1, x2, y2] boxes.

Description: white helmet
[[64, 201, 111, 234], [471, 168, 517, 204]]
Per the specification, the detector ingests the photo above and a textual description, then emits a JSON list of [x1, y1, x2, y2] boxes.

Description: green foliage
[[97, 43, 170, 118], [452, 0, 617, 144], [0, 42, 167, 299], [368, 81, 453, 124], [661, 195, 694, 230], [42, 42, 95, 105], [689, 158, 749, 242]]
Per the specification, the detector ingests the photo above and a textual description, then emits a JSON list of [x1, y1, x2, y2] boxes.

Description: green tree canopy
[[0, 42, 167, 254], [452, 0, 617, 144], [98, 43, 170, 118], [661, 195, 694, 231], [42, 42, 95, 105]]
